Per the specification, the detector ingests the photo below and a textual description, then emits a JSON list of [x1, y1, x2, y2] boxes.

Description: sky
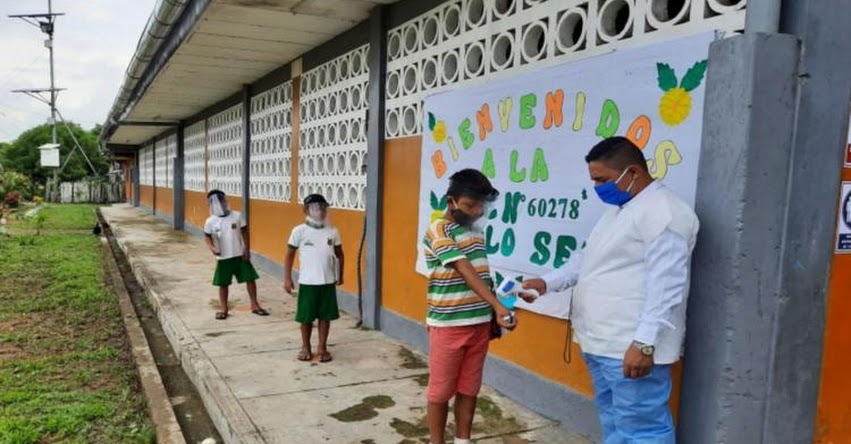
[[0, 0, 157, 143]]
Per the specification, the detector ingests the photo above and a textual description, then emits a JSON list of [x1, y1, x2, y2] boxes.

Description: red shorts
[[426, 323, 490, 403]]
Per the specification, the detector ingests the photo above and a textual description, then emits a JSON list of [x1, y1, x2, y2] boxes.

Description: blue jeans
[[583, 353, 675, 444]]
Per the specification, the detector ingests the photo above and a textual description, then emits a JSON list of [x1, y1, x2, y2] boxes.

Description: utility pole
[[10, 1, 65, 200], [47, 0, 56, 146]]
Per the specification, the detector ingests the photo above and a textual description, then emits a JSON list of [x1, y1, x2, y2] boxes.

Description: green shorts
[[295, 284, 340, 324], [212, 257, 259, 287]]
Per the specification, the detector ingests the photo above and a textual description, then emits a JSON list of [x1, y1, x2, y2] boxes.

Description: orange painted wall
[[140, 185, 154, 208], [813, 167, 851, 444], [155, 187, 173, 216], [250, 199, 365, 296], [249, 200, 301, 268], [381, 135, 684, 406], [185, 190, 209, 230], [184, 191, 242, 230]]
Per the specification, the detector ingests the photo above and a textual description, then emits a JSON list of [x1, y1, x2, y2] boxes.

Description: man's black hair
[[446, 168, 499, 202], [585, 137, 649, 172], [207, 189, 225, 198]]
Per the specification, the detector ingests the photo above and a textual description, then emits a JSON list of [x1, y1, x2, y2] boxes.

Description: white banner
[[416, 33, 715, 319]]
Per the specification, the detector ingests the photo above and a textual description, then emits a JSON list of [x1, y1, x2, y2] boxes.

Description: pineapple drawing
[[657, 60, 708, 126], [427, 112, 447, 143], [430, 191, 448, 223]]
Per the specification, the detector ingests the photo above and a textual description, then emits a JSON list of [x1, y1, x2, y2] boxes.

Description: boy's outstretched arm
[[283, 246, 297, 294], [450, 258, 516, 329], [204, 234, 219, 256], [334, 246, 345, 286]]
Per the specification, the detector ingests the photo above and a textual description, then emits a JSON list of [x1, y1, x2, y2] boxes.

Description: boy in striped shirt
[[423, 169, 517, 444]]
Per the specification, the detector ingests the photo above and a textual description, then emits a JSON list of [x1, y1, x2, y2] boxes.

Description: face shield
[[472, 200, 497, 232], [208, 193, 229, 217], [306, 202, 329, 227]]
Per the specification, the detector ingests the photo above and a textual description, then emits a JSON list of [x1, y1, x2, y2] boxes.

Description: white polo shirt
[[287, 223, 342, 285], [204, 211, 247, 260]]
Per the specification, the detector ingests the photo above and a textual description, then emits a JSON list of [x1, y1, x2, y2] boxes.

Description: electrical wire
[[356, 211, 367, 327]]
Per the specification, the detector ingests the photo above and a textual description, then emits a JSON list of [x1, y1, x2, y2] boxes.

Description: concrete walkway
[[101, 204, 592, 444]]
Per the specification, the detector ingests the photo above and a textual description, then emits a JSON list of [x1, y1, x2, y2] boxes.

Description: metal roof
[[104, 0, 394, 146]]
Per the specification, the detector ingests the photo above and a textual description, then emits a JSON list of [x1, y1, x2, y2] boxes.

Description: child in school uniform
[[203, 189, 268, 320], [284, 194, 344, 363]]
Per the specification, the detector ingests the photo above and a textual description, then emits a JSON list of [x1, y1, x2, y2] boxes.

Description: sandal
[[251, 308, 270, 316], [319, 351, 333, 363], [215, 311, 228, 320], [297, 348, 313, 362]]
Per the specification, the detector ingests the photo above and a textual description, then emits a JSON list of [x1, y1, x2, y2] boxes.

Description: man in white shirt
[[523, 137, 699, 444]]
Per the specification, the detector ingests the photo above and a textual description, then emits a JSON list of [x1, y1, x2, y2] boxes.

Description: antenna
[[9, 1, 64, 145], [8, 1, 96, 200]]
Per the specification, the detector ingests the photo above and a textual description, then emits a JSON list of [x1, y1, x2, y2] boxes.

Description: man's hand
[[623, 344, 654, 379], [494, 305, 517, 330], [284, 279, 295, 295], [242, 251, 250, 261], [521, 278, 547, 298], [211, 247, 220, 256], [518, 292, 538, 303], [337, 277, 344, 287]]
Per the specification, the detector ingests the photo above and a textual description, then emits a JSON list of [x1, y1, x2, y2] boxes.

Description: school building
[[101, 1, 851, 442]]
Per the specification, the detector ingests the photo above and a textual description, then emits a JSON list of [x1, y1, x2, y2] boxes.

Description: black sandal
[[252, 308, 270, 316], [215, 311, 228, 320]]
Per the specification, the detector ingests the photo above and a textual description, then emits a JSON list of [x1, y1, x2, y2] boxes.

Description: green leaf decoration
[[428, 112, 436, 131], [430, 191, 439, 210], [657, 63, 678, 92], [495, 272, 504, 286], [680, 60, 708, 92], [439, 195, 448, 210]]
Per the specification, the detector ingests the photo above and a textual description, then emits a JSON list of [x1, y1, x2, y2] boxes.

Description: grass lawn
[[0, 204, 155, 444], [12, 204, 100, 231]]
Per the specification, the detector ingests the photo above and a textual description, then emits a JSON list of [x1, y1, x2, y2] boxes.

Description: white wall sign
[[836, 182, 851, 253], [416, 33, 715, 319]]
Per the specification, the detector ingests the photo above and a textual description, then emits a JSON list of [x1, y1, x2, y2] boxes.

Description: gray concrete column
[[132, 151, 140, 207], [676, 33, 801, 444], [363, 5, 388, 329], [174, 123, 185, 230], [242, 85, 251, 225], [764, 1, 851, 441], [678, 8, 851, 438]]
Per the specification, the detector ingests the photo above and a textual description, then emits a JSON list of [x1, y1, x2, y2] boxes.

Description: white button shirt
[[543, 181, 692, 346]]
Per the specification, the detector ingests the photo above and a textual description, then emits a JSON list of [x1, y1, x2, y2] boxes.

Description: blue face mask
[[594, 168, 635, 206]]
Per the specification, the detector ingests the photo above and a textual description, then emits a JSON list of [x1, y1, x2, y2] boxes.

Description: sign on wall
[[416, 33, 715, 319], [837, 183, 851, 254]]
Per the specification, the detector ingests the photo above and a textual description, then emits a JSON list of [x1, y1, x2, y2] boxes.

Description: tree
[[2, 123, 110, 187], [0, 142, 10, 170]]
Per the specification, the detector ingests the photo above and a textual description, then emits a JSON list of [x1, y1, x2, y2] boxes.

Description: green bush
[[0, 172, 33, 201]]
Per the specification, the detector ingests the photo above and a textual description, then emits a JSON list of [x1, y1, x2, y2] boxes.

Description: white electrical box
[[38, 143, 60, 167]]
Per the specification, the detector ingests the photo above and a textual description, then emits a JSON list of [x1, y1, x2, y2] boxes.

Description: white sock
[[454, 439, 472, 444]]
